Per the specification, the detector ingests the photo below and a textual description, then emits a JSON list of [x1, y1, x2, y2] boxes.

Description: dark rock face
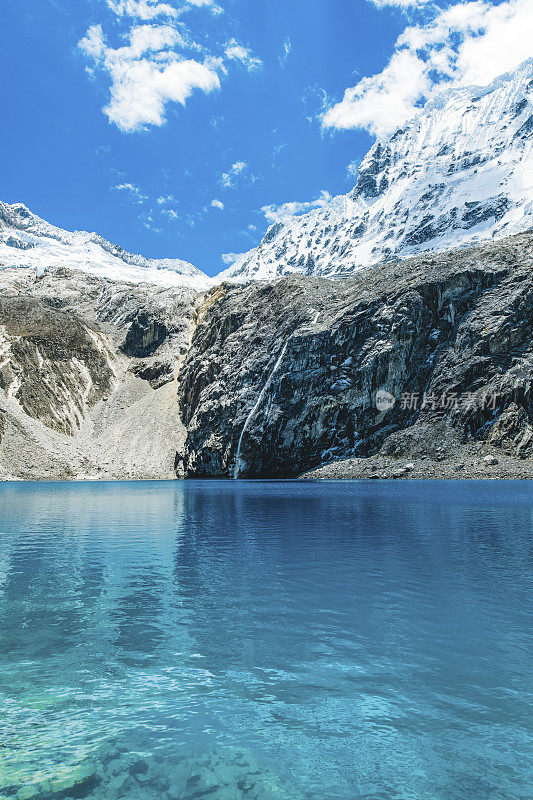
[[129, 359, 174, 389], [0, 297, 115, 435], [352, 143, 392, 199], [5, 235, 34, 250], [462, 195, 510, 227], [121, 311, 169, 358], [261, 222, 285, 245], [177, 233, 533, 478], [486, 402, 533, 457]]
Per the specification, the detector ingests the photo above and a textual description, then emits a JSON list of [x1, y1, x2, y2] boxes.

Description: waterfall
[[233, 340, 289, 479]]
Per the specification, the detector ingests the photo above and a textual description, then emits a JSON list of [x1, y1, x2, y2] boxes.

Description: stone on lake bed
[[106, 773, 130, 793], [49, 762, 98, 794], [16, 786, 41, 800], [129, 758, 149, 775]]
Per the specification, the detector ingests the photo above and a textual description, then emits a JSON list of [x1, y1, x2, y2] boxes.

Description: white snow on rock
[[219, 60, 533, 282], [0, 202, 212, 290]]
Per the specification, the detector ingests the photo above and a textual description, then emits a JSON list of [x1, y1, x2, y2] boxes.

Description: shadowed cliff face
[[177, 233, 533, 478]]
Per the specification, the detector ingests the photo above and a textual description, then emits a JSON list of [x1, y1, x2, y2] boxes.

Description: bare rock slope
[[0, 267, 200, 480]]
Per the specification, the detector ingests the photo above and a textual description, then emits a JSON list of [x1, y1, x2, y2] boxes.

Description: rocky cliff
[[178, 232, 533, 478], [1, 232, 532, 480]]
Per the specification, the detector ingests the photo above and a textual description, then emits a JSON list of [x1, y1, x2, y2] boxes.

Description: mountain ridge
[[220, 59, 533, 282], [1, 60, 532, 290], [0, 201, 212, 290]]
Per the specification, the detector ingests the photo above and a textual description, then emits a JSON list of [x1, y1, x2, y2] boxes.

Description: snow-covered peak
[[219, 59, 533, 283], [0, 202, 212, 289], [3, 60, 532, 291]]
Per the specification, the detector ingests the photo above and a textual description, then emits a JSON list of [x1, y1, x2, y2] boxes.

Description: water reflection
[[0, 480, 531, 799]]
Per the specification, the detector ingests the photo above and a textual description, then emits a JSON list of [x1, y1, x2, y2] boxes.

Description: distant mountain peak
[[0, 201, 211, 289], [219, 59, 533, 283]]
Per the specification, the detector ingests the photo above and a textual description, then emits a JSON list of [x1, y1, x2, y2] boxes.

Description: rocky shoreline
[[300, 451, 532, 481]]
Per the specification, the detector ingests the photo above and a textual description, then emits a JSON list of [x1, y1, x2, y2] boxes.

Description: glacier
[[0, 201, 213, 290]]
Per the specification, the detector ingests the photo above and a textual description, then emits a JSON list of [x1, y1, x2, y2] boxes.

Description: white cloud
[[323, 49, 430, 136], [279, 36, 292, 66], [368, 0, 431, 8], [80, 24, 220, 131], [221, 252, 242, 265], [323, 0, 533, 138], [224, 39, 262, 71], [106, 0, 178, 20], [346, 161, 359, 179], [221, 160, 247, 188], [161, 207, 179, 218], [115, 182, 148, 202], [80, 3, 260, 132], [106, 0, 221, 18], [107, 58, 219, 131], [186, 0, 222, 11], [80, 24, 107, 60], [262, 190, 332, 223], [211, 198, 224, 209], [157, 193, 176, 204]]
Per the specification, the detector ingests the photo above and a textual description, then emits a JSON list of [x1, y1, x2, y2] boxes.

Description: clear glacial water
[[0, 480, 531, 800]]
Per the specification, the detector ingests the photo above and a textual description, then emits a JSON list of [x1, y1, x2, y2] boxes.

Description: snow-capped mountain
[[3, 60, 532, 290], [220, 59, 533, 283], [0, 202, 211, 289]]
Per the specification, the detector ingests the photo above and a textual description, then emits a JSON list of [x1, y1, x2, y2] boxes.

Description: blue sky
[[1, 0, 530, 275]]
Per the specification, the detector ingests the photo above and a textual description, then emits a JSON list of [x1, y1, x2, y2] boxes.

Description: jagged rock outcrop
[[178, 232, 533, 478], [220, 60, 533, 283], [487, 402, 533, 457]]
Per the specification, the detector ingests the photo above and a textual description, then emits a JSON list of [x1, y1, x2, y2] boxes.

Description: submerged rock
[[48, 762, 99, 796]]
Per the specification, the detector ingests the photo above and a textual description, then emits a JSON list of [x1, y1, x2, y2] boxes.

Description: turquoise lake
[[0, 480, 531, 800]]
